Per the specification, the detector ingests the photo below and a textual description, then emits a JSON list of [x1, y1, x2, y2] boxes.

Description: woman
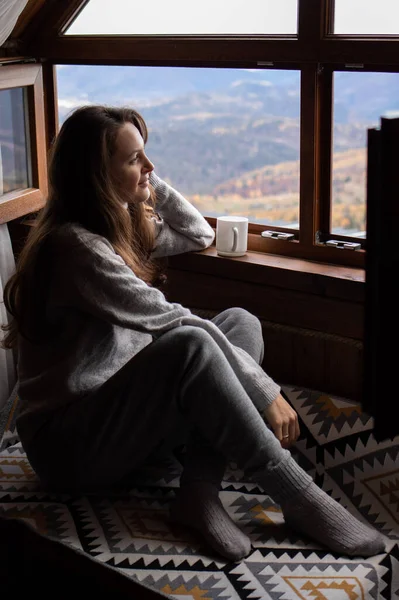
[[2, 105, 385, 562]]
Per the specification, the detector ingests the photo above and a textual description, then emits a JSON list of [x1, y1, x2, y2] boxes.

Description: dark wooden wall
[[165, 248, 364, 402]]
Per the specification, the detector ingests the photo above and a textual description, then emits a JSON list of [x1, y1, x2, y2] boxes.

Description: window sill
[[0, 188, 45, 225], [167, 245, 365, 303]]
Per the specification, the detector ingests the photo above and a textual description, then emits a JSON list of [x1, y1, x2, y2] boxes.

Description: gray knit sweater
[[17, 172, 280, 437]]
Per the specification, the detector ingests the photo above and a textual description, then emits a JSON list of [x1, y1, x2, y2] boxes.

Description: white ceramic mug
[[216, 216, 248, 257]]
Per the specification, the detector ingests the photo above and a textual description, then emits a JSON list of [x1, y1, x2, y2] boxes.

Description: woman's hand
[[263, 393, 300, 449]]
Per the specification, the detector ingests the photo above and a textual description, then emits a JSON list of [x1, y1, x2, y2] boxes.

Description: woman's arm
[[149, 172, 215, 258]]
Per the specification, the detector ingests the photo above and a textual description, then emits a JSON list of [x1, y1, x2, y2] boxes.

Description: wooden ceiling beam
[[12, 0, 88, 49], [24, 34, 399, 68], [25, 35, 306, 66], [10, 0, 48, 39]]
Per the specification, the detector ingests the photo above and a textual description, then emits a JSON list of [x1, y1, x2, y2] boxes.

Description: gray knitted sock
[[256, 457, 386, 557], [169, 481, 252, 562]]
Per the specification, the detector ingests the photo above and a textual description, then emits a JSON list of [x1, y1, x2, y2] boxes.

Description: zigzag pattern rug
[[1, 384, 399, 599]]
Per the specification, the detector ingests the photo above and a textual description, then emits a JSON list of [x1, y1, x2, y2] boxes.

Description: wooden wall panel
[[168, 248, 365, 301], [165, 268, 364, 340], [166, 265, 364, 401], [325, 339, 363, 402], [261, 324, 296, 388], [291, 329, 327, 392]]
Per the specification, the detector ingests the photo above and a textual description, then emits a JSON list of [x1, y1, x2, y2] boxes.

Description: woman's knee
[[166, 325, 215, 352], [173, 325, 214, 347], [227, 307, 261, 328], [218, 307, 264, 363], [165, 326, 224, 374], [221, 307, 263, 339]]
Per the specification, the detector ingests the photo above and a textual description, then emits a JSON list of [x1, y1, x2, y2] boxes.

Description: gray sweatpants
[[23, 308, 288, 491]]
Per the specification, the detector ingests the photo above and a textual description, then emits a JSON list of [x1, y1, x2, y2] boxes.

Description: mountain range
[[55, 65, 399, 229], [57, 65, 399, 124]]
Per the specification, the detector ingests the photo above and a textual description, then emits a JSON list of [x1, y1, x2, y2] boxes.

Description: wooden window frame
[[0, 63, 47, 225], [10, 0, 399, 270]]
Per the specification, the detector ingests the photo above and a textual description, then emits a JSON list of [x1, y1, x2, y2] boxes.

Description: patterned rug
[[1, 384, 399, 599]]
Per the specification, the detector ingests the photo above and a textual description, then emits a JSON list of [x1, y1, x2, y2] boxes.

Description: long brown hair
[[2, 105, 161, 349]]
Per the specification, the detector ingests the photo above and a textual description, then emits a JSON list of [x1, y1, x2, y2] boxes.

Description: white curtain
[[0, 0, 27, 409], [0, 0, 28, 47], [0, 224, 16, 410]]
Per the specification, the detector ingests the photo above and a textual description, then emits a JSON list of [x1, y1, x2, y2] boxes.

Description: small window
[[65, 0, 298, 35], [0, 64, 48, 224], [0, 87, 30, 197], [332, 71, 399, 238], [56, 65, 301, 228], [334, 0, 399, 35]]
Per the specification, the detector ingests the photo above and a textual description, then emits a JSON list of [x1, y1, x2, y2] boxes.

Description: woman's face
[[110, 122, 155, 205]]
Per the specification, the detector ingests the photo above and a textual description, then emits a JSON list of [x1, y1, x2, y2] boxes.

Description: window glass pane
[[57, 65, 300, 227], [334, 0, 399, 34], [0, 88, 29, 197], [332, 72, 399, 237], [66, 0, 298, 35]]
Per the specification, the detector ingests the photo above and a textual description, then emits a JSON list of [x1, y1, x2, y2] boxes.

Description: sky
[[335, 0, 399, 34], [66, 0, 399, 36], [66, 0, 298, 35]]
